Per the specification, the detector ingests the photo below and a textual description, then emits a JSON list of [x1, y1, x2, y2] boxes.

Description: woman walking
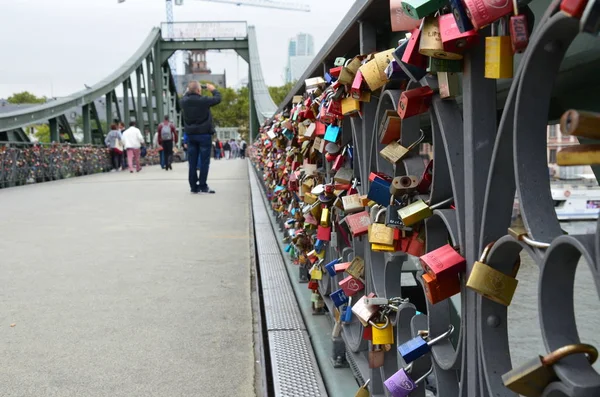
[[104, 124, 123, 171], [121, 121, 145, 173]]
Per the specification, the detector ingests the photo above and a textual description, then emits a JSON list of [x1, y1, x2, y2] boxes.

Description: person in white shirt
[[121, 121, 145, 173]]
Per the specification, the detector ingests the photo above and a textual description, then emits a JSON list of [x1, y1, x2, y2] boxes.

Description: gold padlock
[[368, 208, 395, 246], [466, 242, 519, 306], [379, 130, 425, 164], [310, 264, 323, 280], [419, 16, 462, 60], [359, 58, 389, 91], [485, 19, 513, 79], [502, 344, 598, 397], [438, 71, 461, 99], [397, 199, 434, 226], [371, 243, 396, 252], [341, 97, 361, 115], [346, 256, 365, 280], [371, 317, 394, 345], [320, 207, 330, 227]]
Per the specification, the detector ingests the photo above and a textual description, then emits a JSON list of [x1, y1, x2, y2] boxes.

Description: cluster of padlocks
[[0, 144, 163, 187], [250, 0, 599, 394]]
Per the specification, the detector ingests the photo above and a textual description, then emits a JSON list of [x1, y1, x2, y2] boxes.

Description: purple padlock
[[384, 364, 433, 397]]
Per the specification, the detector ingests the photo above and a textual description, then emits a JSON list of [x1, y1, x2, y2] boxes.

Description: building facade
[[285, 33, 315, 84], [175, 50, 227, 94]]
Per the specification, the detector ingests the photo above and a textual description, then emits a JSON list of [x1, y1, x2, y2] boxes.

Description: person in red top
[[157, 115, 178, 171]]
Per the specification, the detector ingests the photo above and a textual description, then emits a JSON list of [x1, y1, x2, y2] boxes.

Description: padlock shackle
[[368, 315, 390, 330], [414, 366, 434, 384], [428, 197, 454, 210], [375, 208, 387, 223], [542, 344, 598, 366], [428, 325, 455, 346], [479, 241, 495, 263]]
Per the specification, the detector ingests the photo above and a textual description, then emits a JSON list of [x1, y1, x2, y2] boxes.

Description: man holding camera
[[181, 82, 221, 194]]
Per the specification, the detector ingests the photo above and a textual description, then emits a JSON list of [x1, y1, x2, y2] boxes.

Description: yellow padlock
[[371, 243, 396, 252], [485, 19, 513, 79], [341, 97, 361, 115], [371, 318, 394, 345], [320, 207, 330, 227]]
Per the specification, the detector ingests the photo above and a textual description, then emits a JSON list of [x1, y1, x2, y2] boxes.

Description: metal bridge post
[[136, 67, 144, 132], [82, 104, 91, 144], [128, 78, 137, 125], [123, 80, 131, 126], [248, 69, 258, 144], [153, 42, 165, 126], [106, 92, 113, 125], [146, 56, 156, 135], [49, 117, 59, 143]]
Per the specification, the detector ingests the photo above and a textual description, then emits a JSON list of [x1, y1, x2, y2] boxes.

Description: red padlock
[[332, 153, 346, 171], [422, 272, 461, 304], [339, 275, 365, 297], [329, 66, 342, 78], [439, 13, 479, 54], [308, 279, 320, 291], [363, 325, 373, 340], [419, 244, 466, 282], [462, 0, 513, 29], [398, 86, 434, 119], [560, 0, 588, 17], [406, 231, 426, 257], [401, 28, 427, 68], [345, 211, 371, 237], [317, 225, 331, 241], [416, 159, 433, 194]]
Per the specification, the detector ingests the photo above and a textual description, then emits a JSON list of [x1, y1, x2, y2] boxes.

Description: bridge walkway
[[0, 160, 256, 397]]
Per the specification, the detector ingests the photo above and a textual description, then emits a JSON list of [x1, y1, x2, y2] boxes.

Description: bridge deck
[[0, 161, 255, 397]]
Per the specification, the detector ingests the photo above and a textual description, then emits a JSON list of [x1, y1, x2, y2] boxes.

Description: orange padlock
[[422, 272, 461, 304]]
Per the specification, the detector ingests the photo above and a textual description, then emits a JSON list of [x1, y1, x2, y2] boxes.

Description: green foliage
[[74, 115, 108, 134], [34, 124, 50, 143], [210, 86, 249, 133], [269, 82, 295, 107], [7, 91, 47, 104]]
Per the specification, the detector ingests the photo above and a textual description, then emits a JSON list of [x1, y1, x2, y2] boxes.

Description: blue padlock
[[325, 72, 334, 84], [330, 288, 349, 307], [367, 177, 392, 206], [285, 244, 292, 253], [398, 325, 454, 364], [341, 305, 353, 323], [325, 257, 342, 277], [324, 125, 341, 143], [315, 239, 325, 253], [448, 0, 473, 33]]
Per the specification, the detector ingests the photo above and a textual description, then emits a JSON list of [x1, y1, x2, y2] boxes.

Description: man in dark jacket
[[180, 81, 221, 193]]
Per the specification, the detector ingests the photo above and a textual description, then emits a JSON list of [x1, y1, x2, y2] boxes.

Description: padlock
[[438, 72, 461, 99], [502, 344, 598, 397], [379, 110, 402, 144], [380, 130, 426, 164], [352, 294, 379, 326], [384, 364, 433, 397], [509, 0, 529, 53], [367, 172, 394, 206], [316, 225, 331, 241], [372, 243, 397, 252], [397, 325, 454, 364], [449, 0, 474, 32], [340, 275, 365, 296], [462, 0, 514, 29], [369, 347, 385, 368], [398, 197, 453, 226], [401, 28, 428, 69], [406, 227, 426, 256], [401, 0, 448, 20], [360, 58, 390, 91], [371, 317, 394, 345], [374, 49, 397, 80], [466, 242, 519, 306], [331, 288, 350, 307], [310, 263, 323, 280], [484, 20, 514, 79], [386, 195, 404, 228], [427, 57, 463, 73], [345, 210, 371, 236], [391, 0, 423, 30], [346, 256, 365, 280], [560, 109, 600, 139], [320, 207, 330, 227], [342, 97, 361, 116], [325, 257, 343, 276], [343, 194, 365, 213], [439, 13, 479, 55], [398, 86, 434, 119], [308, 279, 319, 291], [355, 379, 371, 397], [560, 0, 588, 18], [419, 16, 462, 60], [369, 208, 396, 246], [556, 144, 600, 165], [420, 244, 466, 281], [391, 175, 420, 195], [580, 0, 600, 36], [342, 302, 353, 322], [334, 57, 346, 67], [351, 70, 364, 99]]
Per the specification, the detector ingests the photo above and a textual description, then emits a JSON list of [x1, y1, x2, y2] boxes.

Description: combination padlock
[[397, 325, 454, 364], [502, 344, 598, 397], [466, 242, 520, 306], [384, 363, 433, 397]]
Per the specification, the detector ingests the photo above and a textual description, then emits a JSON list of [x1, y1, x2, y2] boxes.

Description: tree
[[268, 82, 295, 107], [210, 86, 249, 132], [33, 124, 50, 143], [7, 91, 47, 104]]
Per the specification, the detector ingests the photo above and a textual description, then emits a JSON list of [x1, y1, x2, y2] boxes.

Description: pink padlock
[[390, 0, 422, 31], [462, 0, 513, 29], [438, 13, 479, 55]]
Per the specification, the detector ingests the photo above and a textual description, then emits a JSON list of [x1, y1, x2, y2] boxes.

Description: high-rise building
[[285, 33, 315, 84]]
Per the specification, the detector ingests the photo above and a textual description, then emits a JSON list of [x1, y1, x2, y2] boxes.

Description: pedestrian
[[214, 139, 221, 160], [223, 140, 231, 159], [104, 123, 123, 171], [230, 139, 239, 159], [118, 121, 127, 171], [153, 130, 166, 169], [157, 115, 178, 171], [122, 121, 145, 173], [240, 138, 247, 159], [180, 81, 221, 194]]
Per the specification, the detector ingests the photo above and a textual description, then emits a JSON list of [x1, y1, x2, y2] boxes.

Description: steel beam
[[123, 80, 130, 126], [106, 92, 113, 125], [153, 42, 165, 127], [136, 67, 144, 131], [160, 39, 249, 64], [82, 104, 91, 144], [49, 117, 59, 143], [146, 55, 156, 134]]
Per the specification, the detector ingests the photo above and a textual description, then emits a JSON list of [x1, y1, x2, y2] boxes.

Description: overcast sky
[[0, 0, 354, 99]]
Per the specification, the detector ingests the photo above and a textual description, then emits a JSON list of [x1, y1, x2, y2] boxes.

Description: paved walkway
[[0, 160, 255, 397]]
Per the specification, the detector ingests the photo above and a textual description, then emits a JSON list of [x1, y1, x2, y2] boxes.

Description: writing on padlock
[[380, 131, 426, 164], [339, 275, 365, 296], [466, 242, 520, 306], [502, 344, 598, 397], [369, 208, 395, 247], [384, 363, 434, 397], [398, 325, 454, 364]]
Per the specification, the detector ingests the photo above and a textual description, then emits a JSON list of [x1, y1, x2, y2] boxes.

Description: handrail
[[0, 28, 161, 132], [248, 26, 277, 121]]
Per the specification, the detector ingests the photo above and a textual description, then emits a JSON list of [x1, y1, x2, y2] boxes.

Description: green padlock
[[401, 0, 449, 20], [427, 57, 463, 73]]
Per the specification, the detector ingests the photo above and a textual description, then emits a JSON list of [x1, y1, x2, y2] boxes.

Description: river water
[[508, 220, 600, 371]]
